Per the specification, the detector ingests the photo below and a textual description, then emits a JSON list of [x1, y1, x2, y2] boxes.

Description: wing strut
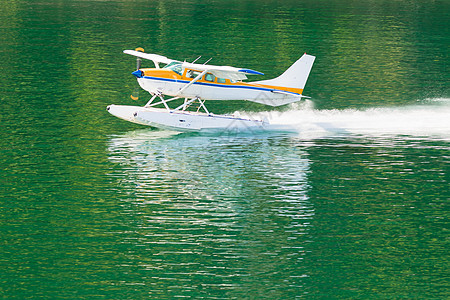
[[176, 70, 207, 96]]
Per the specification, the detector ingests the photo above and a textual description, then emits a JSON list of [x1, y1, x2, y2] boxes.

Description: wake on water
[[240, 98, 450, 140]]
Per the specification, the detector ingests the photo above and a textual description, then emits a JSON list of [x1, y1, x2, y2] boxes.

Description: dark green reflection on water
[[106, 131, 313, 298], [0, 0, 449, 298], [306, 137, 448, 298]]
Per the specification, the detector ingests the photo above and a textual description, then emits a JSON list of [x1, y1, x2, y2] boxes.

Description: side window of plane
[[205, 73, 215, 82], [187, 70, 201, 79], [217, 78, 226, 83]]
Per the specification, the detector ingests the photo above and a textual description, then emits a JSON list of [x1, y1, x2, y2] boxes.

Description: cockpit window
[[186, 70, 202, 79], [204, 73, 215, 82], [164, 62, 182, 75]]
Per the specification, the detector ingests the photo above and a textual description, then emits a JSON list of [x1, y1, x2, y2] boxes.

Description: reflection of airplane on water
[[107, 49, 315, 131], [107, 129, 312, 201]]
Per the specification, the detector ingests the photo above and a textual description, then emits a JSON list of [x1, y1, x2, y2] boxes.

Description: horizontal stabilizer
[[270, 90, 311, 99], [239, 69, 264, 75], [245, 97, 303, 107]]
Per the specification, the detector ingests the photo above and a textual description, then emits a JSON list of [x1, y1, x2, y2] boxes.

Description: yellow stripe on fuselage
[[140, 68, 303, 95], [141, 69, 179, 79]]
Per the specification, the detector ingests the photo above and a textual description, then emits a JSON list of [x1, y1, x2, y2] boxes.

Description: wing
[[124, 50, 264, 80], [182, 62, 264, 81], [123, 50, 174, 65]]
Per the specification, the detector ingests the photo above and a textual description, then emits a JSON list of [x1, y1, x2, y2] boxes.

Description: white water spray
[[242, 98, 450, 139]]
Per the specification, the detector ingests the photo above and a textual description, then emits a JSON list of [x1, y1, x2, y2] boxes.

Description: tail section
[[255, 54, 315, 91]]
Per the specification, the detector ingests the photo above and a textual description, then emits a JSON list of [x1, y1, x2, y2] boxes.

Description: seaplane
[[107, 48, 315, 131]]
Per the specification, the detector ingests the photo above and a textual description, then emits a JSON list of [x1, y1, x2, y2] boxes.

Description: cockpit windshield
[[164, 61, 182, 75]]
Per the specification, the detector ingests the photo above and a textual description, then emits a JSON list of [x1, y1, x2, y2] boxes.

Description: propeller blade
[[130, 48, 145, 100], [135, 47, 144, 70], [136, 58, 141, 70], [130, 86, 140, 100]]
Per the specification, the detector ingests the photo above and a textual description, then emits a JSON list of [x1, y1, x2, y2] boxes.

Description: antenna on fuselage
[[191, 56, 202, 64], [203, 58, 212, 65]]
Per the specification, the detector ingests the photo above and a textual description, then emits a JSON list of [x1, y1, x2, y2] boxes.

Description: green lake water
[[0, 0, 449, 298]]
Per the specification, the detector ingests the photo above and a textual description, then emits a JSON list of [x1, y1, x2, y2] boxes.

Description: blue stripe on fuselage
[[141, 76, 300, 96]]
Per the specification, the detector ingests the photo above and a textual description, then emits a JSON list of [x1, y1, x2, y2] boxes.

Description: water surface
[[0, 0, 449, 298]]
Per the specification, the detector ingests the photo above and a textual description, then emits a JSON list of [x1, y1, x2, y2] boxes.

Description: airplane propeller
[[131, 47, 145, 100]]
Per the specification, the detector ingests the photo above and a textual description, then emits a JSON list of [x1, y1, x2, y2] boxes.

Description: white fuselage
[[137, 77, 301, 107]]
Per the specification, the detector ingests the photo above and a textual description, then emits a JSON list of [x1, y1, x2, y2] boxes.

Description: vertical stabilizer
[[255, 54, 315, 90]]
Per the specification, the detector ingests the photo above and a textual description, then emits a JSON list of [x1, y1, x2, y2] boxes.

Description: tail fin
[[255, 54, 315, 90]]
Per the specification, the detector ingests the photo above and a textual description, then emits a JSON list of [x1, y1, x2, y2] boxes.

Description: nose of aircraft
[[132, 70, 143, 78]]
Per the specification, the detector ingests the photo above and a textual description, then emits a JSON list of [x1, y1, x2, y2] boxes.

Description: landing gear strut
[[144, 93, 211, 115]]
